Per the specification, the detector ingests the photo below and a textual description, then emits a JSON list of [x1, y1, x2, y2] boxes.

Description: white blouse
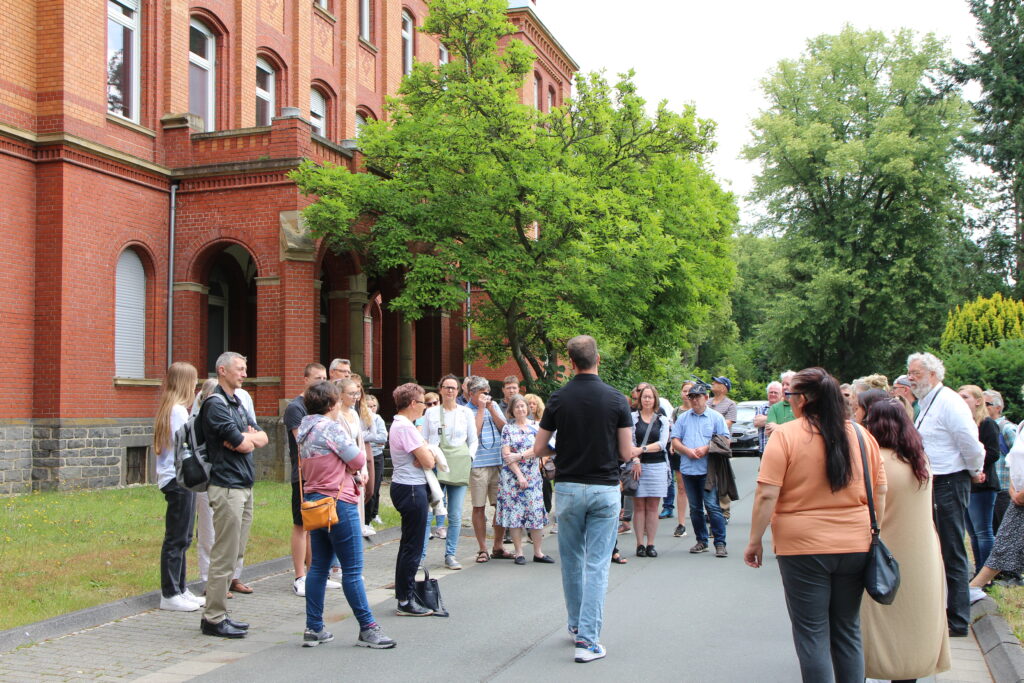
[[421, 404, 479, 460]]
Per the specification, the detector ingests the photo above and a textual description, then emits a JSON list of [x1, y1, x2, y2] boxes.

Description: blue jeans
[[304, 494, 374, 632], [682, 474, 726, 546], [421, 483, 467, 563], [966, 489, 997, 574], [663, 467, 675, 511], [555, 482, 620, 647]]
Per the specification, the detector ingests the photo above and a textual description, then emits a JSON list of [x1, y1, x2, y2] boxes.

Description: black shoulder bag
[[856, 423, 900, 605]]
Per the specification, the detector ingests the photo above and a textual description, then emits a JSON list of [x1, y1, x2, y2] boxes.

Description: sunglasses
[[784, 391, 803, 398], [425, 401, 439, 407]]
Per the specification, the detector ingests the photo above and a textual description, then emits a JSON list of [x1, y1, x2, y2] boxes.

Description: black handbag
[[855, 423, 900, 605], [414, 568, 449, 617]]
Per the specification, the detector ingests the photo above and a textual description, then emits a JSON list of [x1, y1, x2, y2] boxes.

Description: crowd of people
[[150, 343, 1024, 672]]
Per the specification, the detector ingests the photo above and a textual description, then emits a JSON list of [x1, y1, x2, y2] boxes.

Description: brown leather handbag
[[298, 459, 342, 531]]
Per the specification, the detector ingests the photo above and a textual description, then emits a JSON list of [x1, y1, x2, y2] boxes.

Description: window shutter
[[115, 249, 146, 378]]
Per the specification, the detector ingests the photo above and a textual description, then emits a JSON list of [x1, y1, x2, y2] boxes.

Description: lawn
[[989, 584, 1024, 642], [0, 482, 400, 631]]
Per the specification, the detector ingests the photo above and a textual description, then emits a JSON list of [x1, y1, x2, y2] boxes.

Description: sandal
[[476, 550, 490, 564], [491, 548, 515, 560], [611, 553, 628, 565]]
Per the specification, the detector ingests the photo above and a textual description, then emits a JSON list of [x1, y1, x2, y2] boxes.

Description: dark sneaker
[[673, 524, 687, 538], [689, 542, 708, 554], [636, 545, 646, 557], [574, 641, 607, 663], [357, 625, 397, 649], [395, 601, 433, 617], [658, 508, 673, 519], [302, 628, 334, 647], [646, 545, 657, 558], [715, 545, 728, 558]]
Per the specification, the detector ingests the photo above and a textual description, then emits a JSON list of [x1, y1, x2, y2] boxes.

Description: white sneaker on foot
[[363, 525, 377, 537], [160, 594, 199, 612], [325, 577, 342, 589], [574, 641, 606, 663], [372, 515, 383, 525], [182, 589, 205, 607], [293, 576, 306, 596], [969, 586, 986, 604], [328, 568, 342, 583]]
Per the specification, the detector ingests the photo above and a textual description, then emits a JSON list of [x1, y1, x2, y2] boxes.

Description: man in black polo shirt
[[535, 335, 632, 664], [200, 351, 268, 638]]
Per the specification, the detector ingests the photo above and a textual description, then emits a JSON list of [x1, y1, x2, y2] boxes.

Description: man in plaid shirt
[[755, 381, 783, 453]]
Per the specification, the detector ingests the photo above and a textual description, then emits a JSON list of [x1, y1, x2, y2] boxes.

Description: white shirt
[[914, 384, 985, 476], [157, 404, 189, 489], [1005, 423, 1024, 491], [421, 404, 479, 460]]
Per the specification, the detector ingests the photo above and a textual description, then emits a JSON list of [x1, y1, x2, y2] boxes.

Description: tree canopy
[[941, 292, 1024, 352], [742, 26, 974, 378], [292, 0, 736, 390]]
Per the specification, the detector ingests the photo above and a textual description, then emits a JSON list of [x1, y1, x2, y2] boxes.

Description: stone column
[[398, 315, 414, 384], [344, 273, 368, 377]]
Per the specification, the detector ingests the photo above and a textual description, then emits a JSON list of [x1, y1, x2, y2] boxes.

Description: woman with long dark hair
[[744, 367, 887, 683], [860, 399, 950, 681], [153, 362, 203, 612]]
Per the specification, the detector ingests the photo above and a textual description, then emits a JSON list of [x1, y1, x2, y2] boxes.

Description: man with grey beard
[[907, 352, 984, 637]]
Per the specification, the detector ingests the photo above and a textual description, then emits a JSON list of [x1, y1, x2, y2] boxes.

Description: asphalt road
[[195, 457, 801, 682]]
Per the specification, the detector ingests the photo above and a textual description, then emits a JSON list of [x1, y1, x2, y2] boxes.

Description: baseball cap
[[711, 376, 732, 391], [894, 375, 912, 388], [687, 385, 709, 397]]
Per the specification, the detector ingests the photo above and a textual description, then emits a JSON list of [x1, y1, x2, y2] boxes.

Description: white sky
[[535, 0, 981, 226]]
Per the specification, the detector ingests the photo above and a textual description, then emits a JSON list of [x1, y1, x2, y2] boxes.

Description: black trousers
[[365, 455, 385, 521], [390, 482, 428, 603], [933, 470, 972, 634], [778, 552, 869, 683], [160, 480, 196, 598]]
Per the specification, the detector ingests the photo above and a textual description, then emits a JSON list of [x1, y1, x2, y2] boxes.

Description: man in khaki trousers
[[200, 352, 268, 638]]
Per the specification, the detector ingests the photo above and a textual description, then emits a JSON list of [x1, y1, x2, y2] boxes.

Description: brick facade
[[0, 0, 575, 493]]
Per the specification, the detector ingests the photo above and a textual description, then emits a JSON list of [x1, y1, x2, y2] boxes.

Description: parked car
[[730, 400, 768, 457]]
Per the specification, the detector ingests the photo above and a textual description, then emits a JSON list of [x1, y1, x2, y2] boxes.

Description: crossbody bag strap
[[636, 414, 655, 449], [853, 422, 879, 535], [439, 406, 451, 449]]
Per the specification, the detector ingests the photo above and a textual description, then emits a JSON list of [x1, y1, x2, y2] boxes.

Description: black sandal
[[611, 552, 628, 564]]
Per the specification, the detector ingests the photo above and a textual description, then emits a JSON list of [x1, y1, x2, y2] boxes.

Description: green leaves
[[291, 0, 736, 389]]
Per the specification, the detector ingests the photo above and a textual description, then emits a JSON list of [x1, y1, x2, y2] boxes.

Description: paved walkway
[[0, 459, 995, 682]]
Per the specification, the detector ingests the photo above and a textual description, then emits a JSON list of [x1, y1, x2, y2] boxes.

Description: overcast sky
[[535, 0, 981, 226]]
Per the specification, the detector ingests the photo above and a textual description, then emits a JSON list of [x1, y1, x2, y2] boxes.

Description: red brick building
[[0, 0, 575, 493]]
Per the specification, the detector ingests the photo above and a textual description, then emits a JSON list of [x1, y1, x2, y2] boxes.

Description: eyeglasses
[[687, 394, 703, 399], [425, 401, 439, 407], [441, 385, 459, 391], [344, 391, 361, 397], [784, 391, 803, 398], [985, 402, 995, 407]]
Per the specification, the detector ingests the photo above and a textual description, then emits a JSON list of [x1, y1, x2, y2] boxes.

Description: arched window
[[355, 111, 368, 138], [534, 73, 542, 110], [359, 0, 372, 42], [189, 19, 216, 131], [310, 88, 327, 137], [548, 87, 555, 111], [255, 57, 276, 126], [401, 11, 414, 76], [438, 43, 449, 66], [115, 248, 146, 378], [107, 0, 141, 121]]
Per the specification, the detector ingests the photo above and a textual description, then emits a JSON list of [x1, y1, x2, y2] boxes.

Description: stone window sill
[[113, 378, 162, 387]]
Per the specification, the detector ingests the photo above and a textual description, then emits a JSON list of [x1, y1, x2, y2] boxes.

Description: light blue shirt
[[671, 408, 729, 476], [469, 402, 505, 468]]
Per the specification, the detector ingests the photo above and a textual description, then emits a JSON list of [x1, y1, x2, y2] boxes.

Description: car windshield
[[736, 406, 757, 424]]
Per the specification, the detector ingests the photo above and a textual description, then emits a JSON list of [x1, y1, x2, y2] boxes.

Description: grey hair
[[780, 370, 796, 382], [468, 377, 491, 394], [983, 390, 1003, 409], [766, 381, 782, 393], [215, 351, 246, 372], [329, 358, 351, 373], [907, 352, 945, 382]]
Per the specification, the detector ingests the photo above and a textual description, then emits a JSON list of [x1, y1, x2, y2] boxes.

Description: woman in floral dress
[[496, 395, 554, 565]]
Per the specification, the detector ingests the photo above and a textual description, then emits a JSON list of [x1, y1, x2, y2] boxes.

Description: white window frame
[[107, 0, 141, 122], [401, 11, 414, 76], [355, 112, 368, 138], [189, 19, 216, 132], [359, 0, 371, 42], [314, 0, 328, 8], [310, 88, 327, 137], [256, 57, 276, 126], [438, 43, 449, 66]]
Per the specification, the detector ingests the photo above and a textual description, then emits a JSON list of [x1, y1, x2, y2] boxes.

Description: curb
[[971, 597, 1024, 683], [0, 526, 404, 654]]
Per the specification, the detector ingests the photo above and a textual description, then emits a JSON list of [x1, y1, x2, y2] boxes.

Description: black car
[[730, 400, 768, 457]]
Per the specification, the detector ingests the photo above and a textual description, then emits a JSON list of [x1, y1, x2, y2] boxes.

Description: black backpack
[[174, 394, 227, 492]]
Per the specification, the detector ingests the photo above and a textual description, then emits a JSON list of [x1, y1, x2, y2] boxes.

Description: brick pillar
[[171, 283, 207, 371], [162, 0, 190, 116], [279, 259, 316, 399], [253, 275, 282, 415], [234, 0, 257, 129]]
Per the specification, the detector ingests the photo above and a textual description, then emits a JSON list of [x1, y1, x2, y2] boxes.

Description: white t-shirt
[[156, 404, 189, 489]]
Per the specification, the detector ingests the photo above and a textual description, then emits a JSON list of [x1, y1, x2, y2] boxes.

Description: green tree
[[942, 339, 1024, 419], [953, 0, 1024, 297], [940, 292, 1024, 352], [292, 0, 736, 391], [743, 26, 974, 378]]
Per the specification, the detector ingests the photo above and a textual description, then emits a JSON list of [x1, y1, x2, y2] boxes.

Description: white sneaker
[[293, 576, 306, 597], [182, 589, 205, 607], [574, 641, 606, 663], [329, 568, 342, 583], [436, 526, 447, 539], [969, 586, 987, 604], [362, 525, 377, 537], [372, 516, 383, 525], [325, 578, 342, 589], [160, 594, 199, 612]]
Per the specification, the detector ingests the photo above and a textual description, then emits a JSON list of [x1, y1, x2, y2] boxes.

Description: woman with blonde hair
[[154, 362, 204, 611], [959, 384, 1002, 573]]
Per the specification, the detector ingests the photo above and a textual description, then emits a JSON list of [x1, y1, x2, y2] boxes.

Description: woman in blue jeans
[[296, 380, 396, 649], [958, 384, 1001, 574]]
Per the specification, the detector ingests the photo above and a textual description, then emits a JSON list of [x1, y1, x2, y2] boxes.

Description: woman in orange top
[[744, 367, 886, 683]]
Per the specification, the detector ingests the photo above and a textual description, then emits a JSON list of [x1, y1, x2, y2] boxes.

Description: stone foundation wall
[[0, 416, 289, 496]]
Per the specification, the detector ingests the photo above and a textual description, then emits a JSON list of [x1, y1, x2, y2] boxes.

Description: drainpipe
[[167, 181, 179, 367], [465, 281, 472, 376]]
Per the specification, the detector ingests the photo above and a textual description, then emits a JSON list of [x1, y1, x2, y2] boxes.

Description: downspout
[[167, 181, 179, 367], [465, 281, 472, 376]]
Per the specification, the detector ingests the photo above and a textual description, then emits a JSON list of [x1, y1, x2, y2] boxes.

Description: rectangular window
[[534, 74, 542, 110], [189, 20, 216, 132], [359, 0, 371, 42], [256, 58, 275, 126], [439, 44, 449, 66], [107, 0, 140, 121], [401, 12, 414, 76], [310, 89, 326, 137]]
